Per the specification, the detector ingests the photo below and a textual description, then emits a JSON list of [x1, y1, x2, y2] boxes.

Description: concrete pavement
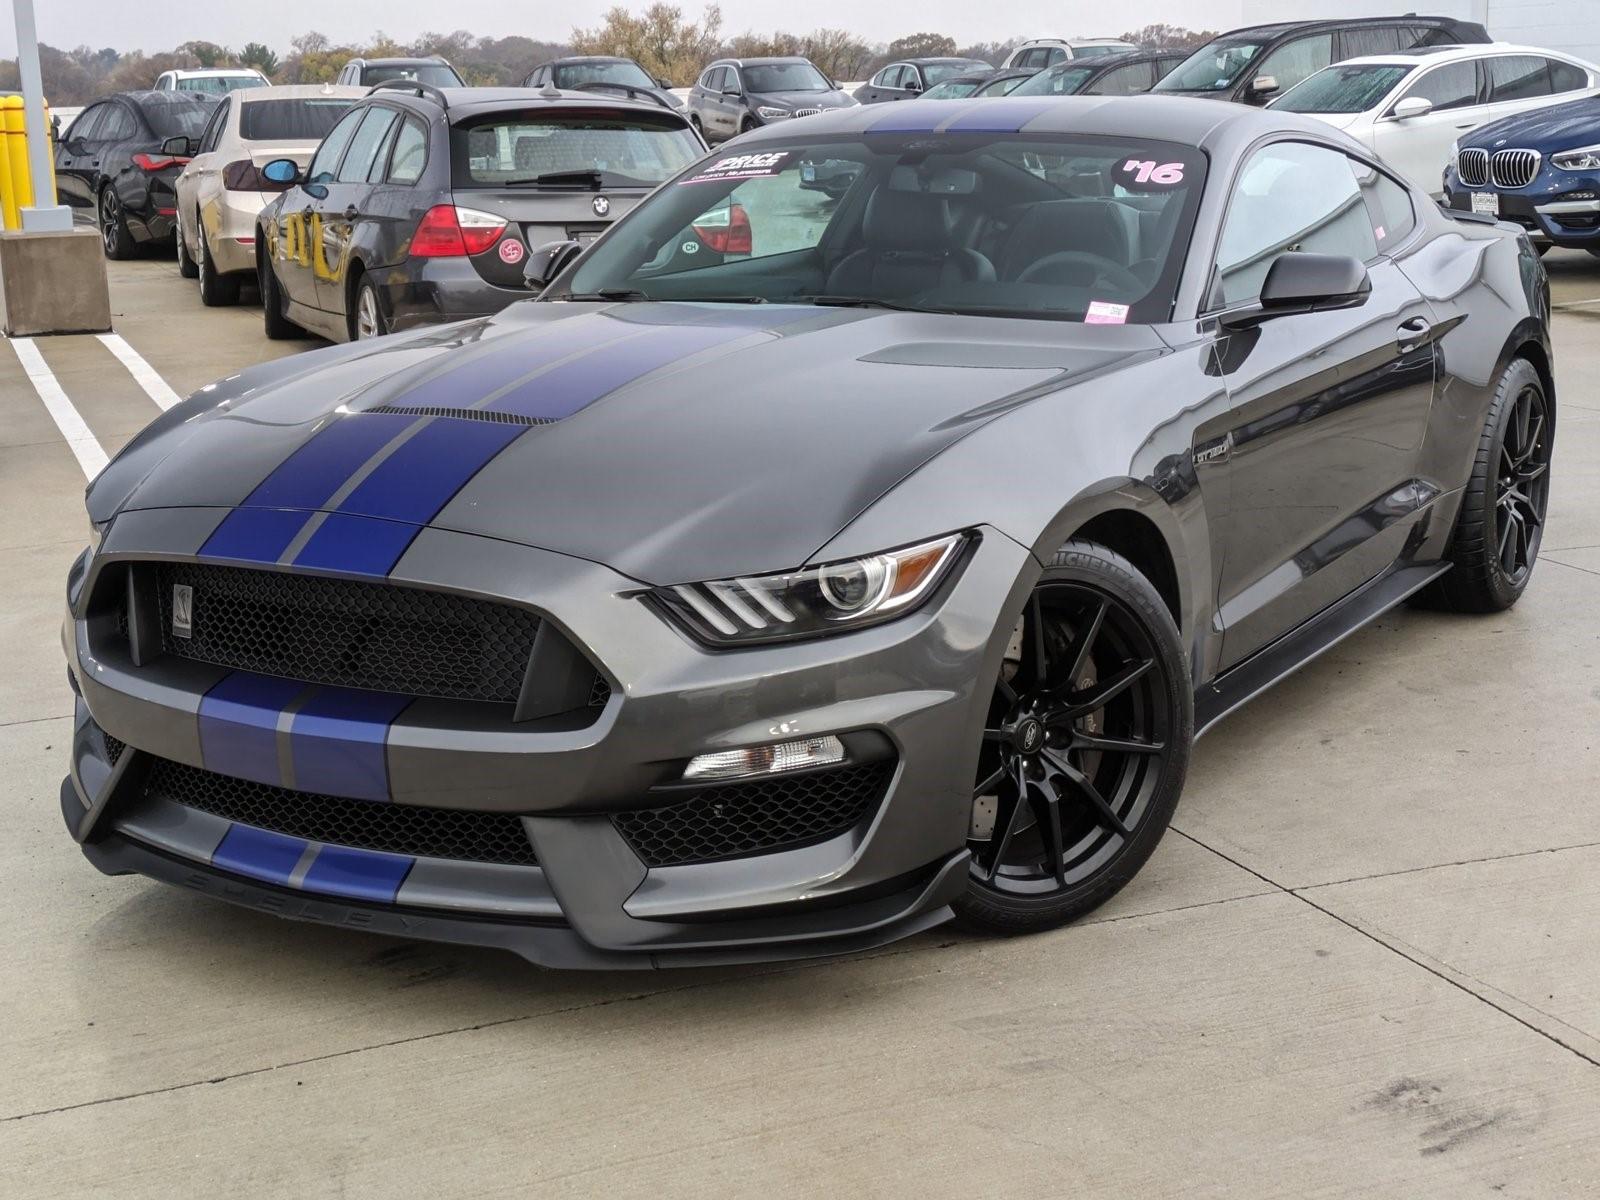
[[2, 253, 1598, 1197]]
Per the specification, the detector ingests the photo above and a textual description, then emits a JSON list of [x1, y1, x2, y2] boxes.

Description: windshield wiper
[[558, 289, 650, 302], [801, 295, 945, 314], [503, 169, 607, 189]]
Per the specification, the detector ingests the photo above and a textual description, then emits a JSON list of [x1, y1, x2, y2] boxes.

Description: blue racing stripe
[[866, 101, 976, 133], [212, 824, 307, 887], [198, 671, 305, 788], [241, 411, 418, 510], [292, 513, 428, 578], [944, 99, 1058, 133], [334, 418, 526, 528], [289, 687, 412, 802], [200, 507, 314, 565], [386, 315, 633, 408], [301, 845, 414, 903], [489, 324, 749, 420]]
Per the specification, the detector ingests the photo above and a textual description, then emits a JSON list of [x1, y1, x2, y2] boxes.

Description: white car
[[1001, 38, 1140, 71], [174, 84, 364, 305], [1272, 44, 1598, 193], [154, 68, 270, 95]]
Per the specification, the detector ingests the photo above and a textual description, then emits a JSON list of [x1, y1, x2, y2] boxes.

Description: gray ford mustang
[[62, 96, 1553, 969]]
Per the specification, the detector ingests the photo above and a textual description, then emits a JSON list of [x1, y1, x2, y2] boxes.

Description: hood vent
[[365, 404, 553, 427]]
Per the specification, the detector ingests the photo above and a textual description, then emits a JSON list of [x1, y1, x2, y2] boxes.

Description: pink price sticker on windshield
[[1085, 300, 1130, 326], [680, 151, 792, 185]]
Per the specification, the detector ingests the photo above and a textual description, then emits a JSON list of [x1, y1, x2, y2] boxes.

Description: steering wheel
[[1016, 251, 1147, 296]]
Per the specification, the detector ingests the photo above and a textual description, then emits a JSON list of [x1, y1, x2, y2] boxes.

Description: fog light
[[683, 735, 846, 782]]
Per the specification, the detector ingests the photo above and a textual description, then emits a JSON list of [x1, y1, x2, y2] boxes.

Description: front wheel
[[954, 541, 1193, 935]]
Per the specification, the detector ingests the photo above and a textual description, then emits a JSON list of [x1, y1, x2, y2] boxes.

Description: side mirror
[[656, 75, 672, 88], [261, 158, 302, 185], [722, 84, 743, 97], [161, 135, 194, 158], [1392, 95, 1434, 120], [524, 239, 583, 290], [1221, 252, 1371, 329], [1249, 74, 1280, 96], [906, 78, 923, 93]]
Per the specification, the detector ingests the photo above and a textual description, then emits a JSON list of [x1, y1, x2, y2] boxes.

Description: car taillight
[[132, 153, 188, 172], [691, 202, 752, 255], [410, 204, 508, 257], [223, 159, 291, 192]]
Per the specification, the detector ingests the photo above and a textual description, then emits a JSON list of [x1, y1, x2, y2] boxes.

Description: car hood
[[752, 90, 853, 110], [101, 302, 1165, 583], [1463, 94, 1600, 149]]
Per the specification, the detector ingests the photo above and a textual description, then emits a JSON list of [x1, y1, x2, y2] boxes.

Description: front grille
[[613, 763, 893, 868], [104, 733, 126, 766], [155, 563, 539, 704], [792, 107, 822, 118], [146, 756, 538, 866], [1491, 148, 1540, 189], [1457, 147, 1489, 187]]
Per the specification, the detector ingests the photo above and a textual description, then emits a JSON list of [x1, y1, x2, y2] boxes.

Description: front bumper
[[1443, 168, 1600, 248], [62, 513, 1031, 967]]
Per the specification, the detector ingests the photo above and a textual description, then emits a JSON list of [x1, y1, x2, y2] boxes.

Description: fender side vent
[[366, 404, 553, 426]]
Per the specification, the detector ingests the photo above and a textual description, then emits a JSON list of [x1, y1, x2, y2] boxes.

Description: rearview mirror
[[524, 239, 584, 291], [1392, 95, 1434, 120], [160, 135, 195, 157], [1248, 74, 1280, 96], [1220, 252, 1371, 329], [261, 158, 301, 185]]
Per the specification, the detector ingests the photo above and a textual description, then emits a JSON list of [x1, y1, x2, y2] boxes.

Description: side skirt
[[1194, 561, 1451, 738]]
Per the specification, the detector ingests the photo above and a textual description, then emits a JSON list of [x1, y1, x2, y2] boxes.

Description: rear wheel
[[258, 238, 300, 340], [99, 187, 134, 260], [954, 541, 1192, 935], [351, 276, 387, 340], [197, 228, 240, 306], [1417, 357, 1551, 613], [175, 217, 198, 278]]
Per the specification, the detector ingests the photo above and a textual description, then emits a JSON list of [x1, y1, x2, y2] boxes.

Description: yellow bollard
[[0, 102, 15, 231], [3, 97, 33, 219]]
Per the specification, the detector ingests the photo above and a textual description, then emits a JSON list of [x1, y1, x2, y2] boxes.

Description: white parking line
[[95, 332, 183, 410], [7, 336, 110, 479]]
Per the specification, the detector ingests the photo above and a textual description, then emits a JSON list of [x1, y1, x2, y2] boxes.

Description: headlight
[[1447, 139, 1459, 170], [1553, 144, 1600, 171], [756, 106, 791, 120], [652, 532, 969, 646]]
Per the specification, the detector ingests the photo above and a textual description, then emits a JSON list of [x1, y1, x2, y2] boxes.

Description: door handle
[[1396, 316, 1433, 352], [343, 206, 360, 221]]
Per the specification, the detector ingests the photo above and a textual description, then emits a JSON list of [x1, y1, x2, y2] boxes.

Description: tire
[[350, 275, 387, 340], [175, 217, 198, 278], [258, 240, 300, 340], [953, 540, 1193, 935], [98, 187, 134, 260], [1416, 356, 1551, 613], [197, 227, 240, 306]]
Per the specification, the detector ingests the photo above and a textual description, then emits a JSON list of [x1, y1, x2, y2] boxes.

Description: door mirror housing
[[160, 135, 195, 158], [906, 78, 923, 93], [1248, 73, 1280, 96], [656, 75, 673, 88], [722, 84, 743, 96], [261, 158, 302, 185], [1220, 252, 1372, 330], [1391, 95, 1434, 120], [524, 239, 584, 291]]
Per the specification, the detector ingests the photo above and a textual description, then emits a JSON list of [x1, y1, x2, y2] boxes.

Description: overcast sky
[[3, 0, 1248, 57]]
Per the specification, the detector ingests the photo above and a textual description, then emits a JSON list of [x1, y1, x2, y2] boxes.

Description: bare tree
[[571, 4, 723, 86], [1120, 25, 1216, 50]]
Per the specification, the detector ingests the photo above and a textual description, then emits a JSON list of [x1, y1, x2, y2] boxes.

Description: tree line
[[0, 4, 1216, 106]]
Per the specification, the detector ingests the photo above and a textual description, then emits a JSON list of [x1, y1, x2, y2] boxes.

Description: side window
[[386, 118, 428, 184], [100, 104, 139, 141], [1399, 61, 1480, 113], [697, 68, 718, 90], [1155, 56, 1184, 82], [366, 115, 402, 182], [68, 104, 107, 142], [1255, 33, 1332, 94], [337, 107, 398, 182], [1489, 55, 1552, 102], [197, 100, 228, 154], [727, 68, 745, 94], [1547, 59, 1588, 94], [307, 107, 364, 184], [1018, 49, 1046, 70], [1351, 159, 1416, 251], [1046, 48, 1068, 65], [1340, 27, 1403, 59], [1213, 142, 1378, 307], [1086, 62, 1155, 96]]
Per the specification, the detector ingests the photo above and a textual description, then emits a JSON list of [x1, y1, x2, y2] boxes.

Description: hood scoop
[[364, 404, 553, 427]]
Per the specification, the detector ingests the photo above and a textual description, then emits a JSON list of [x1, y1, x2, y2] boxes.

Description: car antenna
[[540, 82, 563, 100]]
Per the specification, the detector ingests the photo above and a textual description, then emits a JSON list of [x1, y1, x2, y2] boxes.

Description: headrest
[[863, 187, 955, 252]]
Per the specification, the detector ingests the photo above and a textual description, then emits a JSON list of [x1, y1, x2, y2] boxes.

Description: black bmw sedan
[[255, 82, 705, 342], [55, 91, 216, 258], [65, 97, 1552, 969]]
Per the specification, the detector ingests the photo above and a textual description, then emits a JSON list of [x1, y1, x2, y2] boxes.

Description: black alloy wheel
[[1418, 357, 1551, 613], [956, 542, 1191, 934], [258, 237, 301, 340], [99, 187, 133, 259]]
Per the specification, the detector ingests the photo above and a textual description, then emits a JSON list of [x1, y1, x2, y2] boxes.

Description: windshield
[[140, 96, 214, 136], [744, 63, 830, 93], [1155, 38, 1267, 92], [1273, 64, 1410, 113], [924, 79, 984, 99], [923, 62, 984, 85], [365, 63, 463, 87], [557, 133, 1208, 324], [239, 97, 355, 141], [977, 75, 1030, 96], [1012, 65, 1097, 96], [177, 74, 265, 95], [555, 61, 656, 89], [455, 113, 702, 188], [1072, 43, 1137, 57]]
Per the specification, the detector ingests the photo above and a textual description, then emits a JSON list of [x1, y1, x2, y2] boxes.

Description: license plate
[[1471, 192, 1500, 216]]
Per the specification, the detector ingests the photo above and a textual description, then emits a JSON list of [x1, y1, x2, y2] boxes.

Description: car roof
[[712, 57, 815, 67], [1212, 15, 1475, 39], [235, 84, 369, 102], [548, 55, 636, 64], [373, 86, 689, 121], [358, 57, 449, 67], [898, 57, 990, 65], [166, 68, 261, 77], [1068, 48, 1188, 68], [1337, 43, 1580, 68], [121, 90, 216, 105]]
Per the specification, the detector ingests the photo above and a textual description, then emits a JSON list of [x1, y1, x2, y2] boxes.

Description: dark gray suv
[[254, 81, 705, 342], [687, 57, 854, 144]]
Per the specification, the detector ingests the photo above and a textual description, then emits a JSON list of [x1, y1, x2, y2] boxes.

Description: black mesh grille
[[366, 404, 553, 426], [613, 763, 893, 868], [104, 733, 126, 766], [145, 756, 537, 866], [155, 563, 539, 704]]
